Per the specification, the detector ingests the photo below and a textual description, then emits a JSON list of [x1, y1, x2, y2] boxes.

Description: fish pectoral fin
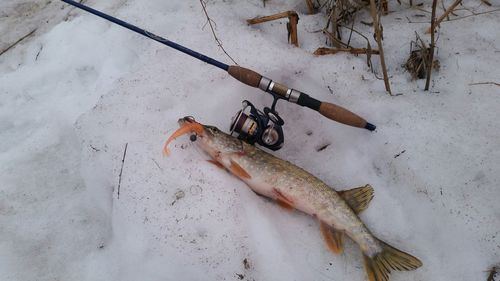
[[207, 159, 225, 169], [319, 221, 344, 254], [338, 184, 374, 214], [229, 160, 251, 179], [276, 198, 294, 210], [273, 189, 295, 210], [363, 239, 422, 281]]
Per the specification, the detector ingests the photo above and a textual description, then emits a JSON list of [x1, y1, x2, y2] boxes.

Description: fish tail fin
[[363, 240, 422, 281]]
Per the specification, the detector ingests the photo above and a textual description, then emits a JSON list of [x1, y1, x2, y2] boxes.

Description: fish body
[[210, 136, 382, 256], [164, 117, 422, 281]]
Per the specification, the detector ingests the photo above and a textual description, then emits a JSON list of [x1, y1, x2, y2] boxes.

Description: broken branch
[[313, 47, 380, 55], [425, 0, 461, 33], [369, 0, 391, 94], [247, 11, 299, 47]]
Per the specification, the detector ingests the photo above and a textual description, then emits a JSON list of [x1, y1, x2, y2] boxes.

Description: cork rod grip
[[319, 102, 370, 129], [227, 65, 262, 88]]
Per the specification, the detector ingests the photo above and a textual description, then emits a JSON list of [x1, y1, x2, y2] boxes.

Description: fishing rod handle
[[228, 66, 376, 131]]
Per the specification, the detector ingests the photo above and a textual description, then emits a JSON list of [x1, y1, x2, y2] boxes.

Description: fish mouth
[[163, 116, 206, 155], [177, 116, 198, 126]]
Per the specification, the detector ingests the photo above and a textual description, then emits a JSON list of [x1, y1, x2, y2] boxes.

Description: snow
[[1, 0, 499, 280]]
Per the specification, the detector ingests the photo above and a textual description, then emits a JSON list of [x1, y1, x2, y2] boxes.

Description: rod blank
[[61, 0, 229, 71]]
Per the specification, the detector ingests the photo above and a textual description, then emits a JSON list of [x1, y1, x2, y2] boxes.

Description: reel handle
[[227, 65, 376, 131]]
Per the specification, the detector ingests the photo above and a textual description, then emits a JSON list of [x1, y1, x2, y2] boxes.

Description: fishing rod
[[61, 0, 376, 150]]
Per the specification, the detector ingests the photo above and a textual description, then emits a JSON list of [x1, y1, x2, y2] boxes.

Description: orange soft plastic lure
[[163, 122, 204, 155]]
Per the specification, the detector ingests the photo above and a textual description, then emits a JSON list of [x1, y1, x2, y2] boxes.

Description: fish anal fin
[[273, 188, 294, 210], [207, 159, 225, 169], [363, 240, 422, 281], [229, 160, 251, 179], [339, 184, 374, 214], [319, 221, 344, 255]]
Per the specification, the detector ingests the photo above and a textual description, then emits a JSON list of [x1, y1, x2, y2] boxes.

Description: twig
[[406, 7, 500, 23], [336, 23, 375, 68], [369, 0, 391, 95], [441, 0, 448, 20], [425, 0, 438, 91], [481, 0, 492, 6], [440, 0, 454, 20], [415, 7, 432, 14], [0, 29, 37, 57], [322, 29, 349, 48], [313, 47, 380, 55], [117, 143, 128, 199], [469, 82, 500, 87], [199, 0, 238, 65], [152, 158, 163, 171], [346, 11, 356, 47], [444, 8, 500, 22], [35, 44, 43, 61], [425, 0, 461, 33], [305, 0, 316, 14]]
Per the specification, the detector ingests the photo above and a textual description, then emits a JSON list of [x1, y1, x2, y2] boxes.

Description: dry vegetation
[[249, 0, 499, 94]]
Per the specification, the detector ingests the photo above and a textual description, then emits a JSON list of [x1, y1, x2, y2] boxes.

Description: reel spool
[[230, 100, 284, 151]]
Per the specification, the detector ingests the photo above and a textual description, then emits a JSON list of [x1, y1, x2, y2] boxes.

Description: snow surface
[[1, 0, 499, 280]]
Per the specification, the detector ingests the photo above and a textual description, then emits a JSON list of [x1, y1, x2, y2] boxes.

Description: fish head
[[163, 116, 244, 157]]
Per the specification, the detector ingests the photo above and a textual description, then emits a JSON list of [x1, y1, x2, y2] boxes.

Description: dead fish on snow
[[164, 117, 422, 281]]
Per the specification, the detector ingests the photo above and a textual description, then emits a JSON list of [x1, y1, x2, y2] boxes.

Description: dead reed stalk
[[369, 0, 391, 94], [247, 11, 300, 47], [305, 0, 316, 14], [425, 0, 462, 33], [425, 0, 438, 91]]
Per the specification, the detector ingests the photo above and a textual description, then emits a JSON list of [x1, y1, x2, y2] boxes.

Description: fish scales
[[231, 140, 383, 256]]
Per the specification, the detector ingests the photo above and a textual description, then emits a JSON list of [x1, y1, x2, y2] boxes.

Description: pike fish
[[164, 117, 422, 281]]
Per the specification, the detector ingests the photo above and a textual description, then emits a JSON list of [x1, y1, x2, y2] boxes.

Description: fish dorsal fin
[[229, 160, 251, 179], [319, 221, 344, 254], [338, 184, 374, 214]]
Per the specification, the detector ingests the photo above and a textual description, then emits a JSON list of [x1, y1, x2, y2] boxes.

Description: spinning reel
[[230, 98, 285, 151]]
